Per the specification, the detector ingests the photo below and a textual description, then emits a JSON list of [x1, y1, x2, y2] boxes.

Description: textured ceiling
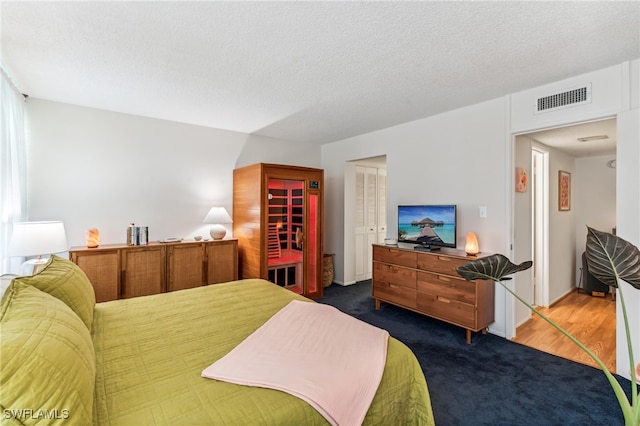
[[1, 1, 639, 145]]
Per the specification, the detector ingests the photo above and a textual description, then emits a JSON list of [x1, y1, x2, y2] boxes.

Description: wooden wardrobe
[[233, 163, 324, 299]]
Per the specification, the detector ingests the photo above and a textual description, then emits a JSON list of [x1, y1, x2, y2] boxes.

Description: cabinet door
[[121, 246, 166, 298], [205, 240, 238, 284], [167, 243, 205, 291], [71, 250, 120, 302]]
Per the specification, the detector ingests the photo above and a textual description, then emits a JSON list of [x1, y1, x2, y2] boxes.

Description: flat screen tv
[[397, 204, 457, 251]]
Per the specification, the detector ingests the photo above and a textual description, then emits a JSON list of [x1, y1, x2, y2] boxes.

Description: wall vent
[[534, 83, 592, 114]]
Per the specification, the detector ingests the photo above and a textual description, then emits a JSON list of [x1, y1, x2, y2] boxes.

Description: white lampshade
[[203, 207, 233, 240], [9, 221, 69, 275]]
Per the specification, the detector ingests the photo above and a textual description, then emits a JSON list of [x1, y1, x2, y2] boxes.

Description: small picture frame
[[515, 167, 528, 193], [558, 170, 571, 211]]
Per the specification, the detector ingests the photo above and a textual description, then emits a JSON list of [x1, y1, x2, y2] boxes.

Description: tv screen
[[398, 205, 457, 249]]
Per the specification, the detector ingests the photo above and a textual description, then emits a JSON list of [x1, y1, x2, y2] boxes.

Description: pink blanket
[[202, 300, 389, 426]]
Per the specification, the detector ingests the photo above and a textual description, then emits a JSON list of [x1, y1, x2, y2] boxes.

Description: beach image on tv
[[398, 205, 456, 246]]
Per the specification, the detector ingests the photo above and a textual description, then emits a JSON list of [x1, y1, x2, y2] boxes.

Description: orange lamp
[[465, 232, 479, 256], [86, 228, 100, 248]]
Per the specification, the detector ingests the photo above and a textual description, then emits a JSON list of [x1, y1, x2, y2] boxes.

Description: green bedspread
[[92, 279, 434, 425]]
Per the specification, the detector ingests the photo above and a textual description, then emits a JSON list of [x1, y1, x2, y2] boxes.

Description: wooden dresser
[[70, 239, 238, 302], [372, 244, 494, 344]]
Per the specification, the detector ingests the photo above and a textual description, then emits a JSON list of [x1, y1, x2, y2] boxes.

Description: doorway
[[345, 155, 387, 284], [511, 118, 617, 364], [531, 147, 549, 308]]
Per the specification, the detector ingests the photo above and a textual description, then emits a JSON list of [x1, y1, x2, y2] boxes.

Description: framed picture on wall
[[558, 170, 571, 211], [515, 167, 528, 192]]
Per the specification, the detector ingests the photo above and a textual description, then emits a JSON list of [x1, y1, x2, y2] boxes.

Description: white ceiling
[[1, 1, 638, 146], [525, 118, 617, 157]]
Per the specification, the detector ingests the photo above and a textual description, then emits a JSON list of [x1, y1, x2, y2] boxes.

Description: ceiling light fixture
[[577, 135, 608, 142]]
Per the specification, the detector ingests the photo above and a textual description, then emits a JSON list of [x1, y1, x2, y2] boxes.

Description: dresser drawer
[[416, 292, 475, 329], [373, 246, 417, 268], [373, 280, 417, 309], [417, 271, 476, 305], [373, 262, 416, 289], [417, 253, 471, 276]]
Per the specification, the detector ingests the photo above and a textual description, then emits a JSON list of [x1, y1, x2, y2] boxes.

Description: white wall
[[574, 154, 616, 278], [24, 99, 320, 249], [547, 147, 576, 303], [511, 64, 624, 133], [323, 97, 511, 336], [616, 107, 640, 382], [323, 59, 639, 379], [513, 135, 533, 327], [510, 60, 638, 379]]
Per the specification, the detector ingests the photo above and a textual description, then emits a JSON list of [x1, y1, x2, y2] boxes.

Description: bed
[[1, 255, 434, 425]]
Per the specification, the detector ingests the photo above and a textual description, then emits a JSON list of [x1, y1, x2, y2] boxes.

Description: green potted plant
[[456, 227, 639, 426]]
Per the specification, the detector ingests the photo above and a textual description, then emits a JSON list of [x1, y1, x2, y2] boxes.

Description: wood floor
[[511, 289, 616, 372]]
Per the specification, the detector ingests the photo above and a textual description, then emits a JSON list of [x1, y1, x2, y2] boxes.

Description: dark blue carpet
[[317, 280, 633, 426]]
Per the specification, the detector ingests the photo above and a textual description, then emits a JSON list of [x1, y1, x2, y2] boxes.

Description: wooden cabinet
[[372, 244, 494, 344], [71, 247, 120, 303], [167, 239, 239, 292], [121, 245, 166, 298], [233, 163, 323, 299], [205, 239, 239, 284], [70, 239, 238, 302]]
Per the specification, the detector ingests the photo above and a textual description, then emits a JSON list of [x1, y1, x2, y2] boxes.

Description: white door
[[354, 166, 378, 281], [532, 148, 549, 307], [377, 169, 387, 244]]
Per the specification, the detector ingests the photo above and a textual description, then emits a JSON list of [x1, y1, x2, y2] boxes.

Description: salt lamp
[[465, 232, 479, 256], [86, 228, 100, 248]]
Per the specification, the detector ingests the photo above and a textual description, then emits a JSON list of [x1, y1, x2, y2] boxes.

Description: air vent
[[534, 84, 592, 114]]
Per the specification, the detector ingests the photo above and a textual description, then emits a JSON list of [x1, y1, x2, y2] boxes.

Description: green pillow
[[14, 254, 96, 330], [0, 282, 95, 424]]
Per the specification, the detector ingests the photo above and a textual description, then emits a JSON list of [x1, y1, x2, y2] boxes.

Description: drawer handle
[[437, 296, 451, 303], [438, 256, 451, 262], [438, 275, 451, 282]]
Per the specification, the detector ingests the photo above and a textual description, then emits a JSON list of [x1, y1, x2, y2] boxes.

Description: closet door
[[354, 166, 378, 281], [377, 168, 387, 244]]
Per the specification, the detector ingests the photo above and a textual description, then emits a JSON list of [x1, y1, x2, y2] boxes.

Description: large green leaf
[[585, 226, 640, 290], [456, 254, 532, 282]]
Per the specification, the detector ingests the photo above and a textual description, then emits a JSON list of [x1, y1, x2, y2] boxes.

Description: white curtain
[[0, 68, 27, 274]]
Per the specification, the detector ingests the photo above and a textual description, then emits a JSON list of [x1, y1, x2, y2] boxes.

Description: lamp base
[[209, 224, 227, 240], [20, 257, 49, 276]]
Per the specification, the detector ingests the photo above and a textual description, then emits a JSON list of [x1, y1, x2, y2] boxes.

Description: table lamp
[[465, 231, 480, 256], [203, 207, 232, 240], [9, 221, 69, 275]]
